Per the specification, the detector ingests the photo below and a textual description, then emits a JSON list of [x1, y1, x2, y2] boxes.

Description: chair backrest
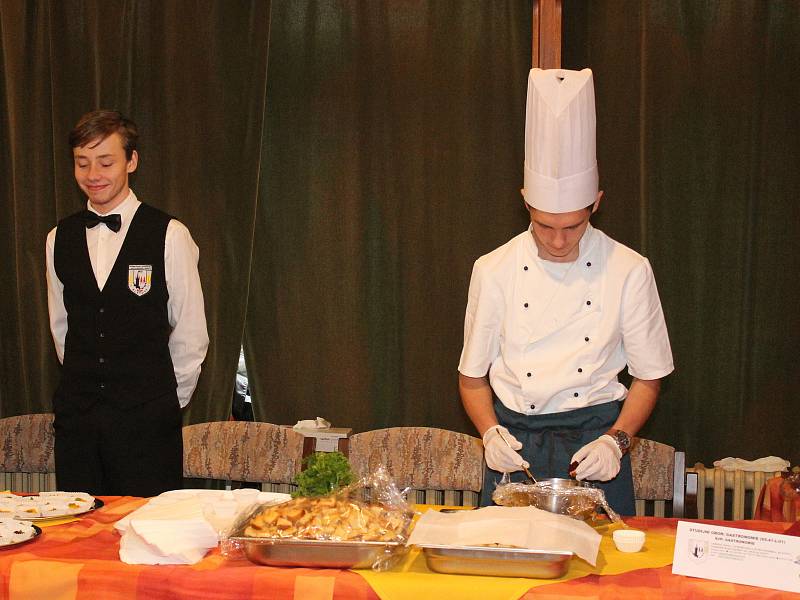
[[686, 463, 786, 520], [629, 437, 688, 517], [182, 421, 304, 491], [347, 427, 484, 506], [0, 413, 57, 492]]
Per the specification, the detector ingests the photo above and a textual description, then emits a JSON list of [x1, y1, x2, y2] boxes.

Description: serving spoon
[[496, 428, 537, 484]]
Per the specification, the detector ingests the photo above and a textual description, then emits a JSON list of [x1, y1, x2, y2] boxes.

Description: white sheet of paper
[[407, 506, 601, 566], [672, 520, 800, 593]]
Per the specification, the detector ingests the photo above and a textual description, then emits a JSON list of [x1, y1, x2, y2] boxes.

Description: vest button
[[99, 307, 105, 313], [99, 383, 105, 389], [99, 332, 105, 338], [99, 357, 105, 364]]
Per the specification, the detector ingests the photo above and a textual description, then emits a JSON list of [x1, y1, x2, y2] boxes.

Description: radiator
[[687, 464, 784, 520]]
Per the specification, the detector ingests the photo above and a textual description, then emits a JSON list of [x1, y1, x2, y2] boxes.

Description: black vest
[[54, 203, 177, 412]]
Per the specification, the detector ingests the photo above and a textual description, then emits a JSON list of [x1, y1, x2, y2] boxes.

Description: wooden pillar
[[532, 0, 562, 69]]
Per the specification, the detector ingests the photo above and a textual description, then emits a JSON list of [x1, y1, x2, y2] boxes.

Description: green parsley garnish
[[293, 451, 355, 498]]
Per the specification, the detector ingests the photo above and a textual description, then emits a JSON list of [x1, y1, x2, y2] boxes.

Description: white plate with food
[[0, 519, 42, 548], [0, 492, 100, 521]]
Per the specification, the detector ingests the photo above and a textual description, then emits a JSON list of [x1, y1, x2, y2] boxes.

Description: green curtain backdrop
[[563, 0, 799, 466], [0, 0, 271, 423], [244, 2, 532, 434], [1, 0, 797, 468]]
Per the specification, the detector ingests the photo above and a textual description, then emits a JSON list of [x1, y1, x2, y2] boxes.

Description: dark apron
[[480, 399, 635, 516]]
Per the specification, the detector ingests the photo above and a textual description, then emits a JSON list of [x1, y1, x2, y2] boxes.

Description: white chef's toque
[[523, 68, 598, 214]]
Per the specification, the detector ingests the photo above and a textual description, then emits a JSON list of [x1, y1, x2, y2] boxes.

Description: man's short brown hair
[[69, 110, 138, 160]]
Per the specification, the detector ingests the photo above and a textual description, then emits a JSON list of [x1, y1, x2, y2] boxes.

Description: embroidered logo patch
[[128, 265, 152, 296]]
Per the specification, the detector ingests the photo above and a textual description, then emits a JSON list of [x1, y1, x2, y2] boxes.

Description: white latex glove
[[482, 425, 530, 473], [570, 435, 622, 481]]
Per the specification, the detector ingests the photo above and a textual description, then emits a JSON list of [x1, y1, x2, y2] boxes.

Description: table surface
[[0, 496, 797, 600]]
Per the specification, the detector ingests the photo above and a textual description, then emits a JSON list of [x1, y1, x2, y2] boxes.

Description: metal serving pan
[[228, 536, 404, 569], [419, 544, 572, 578]]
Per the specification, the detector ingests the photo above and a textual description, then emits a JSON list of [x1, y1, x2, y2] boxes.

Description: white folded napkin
[[712, 456, 790, 472], [117, 489, 290, 565], [120, 516, 218, 565], [293, 417, 331, 431], [407, 506, 602, 566]]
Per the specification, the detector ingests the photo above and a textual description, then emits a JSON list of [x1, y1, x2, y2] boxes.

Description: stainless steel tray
[[229, 537, 403, 569], [419, 544, 572, 578]]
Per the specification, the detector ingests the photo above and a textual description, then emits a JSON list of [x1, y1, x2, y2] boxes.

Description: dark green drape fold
[[244, 1, 532, 434], [2, 0, 797, 468], [0, 0, 271, 423], [0, 0, 59, 415], [563, 0, 799, 465]]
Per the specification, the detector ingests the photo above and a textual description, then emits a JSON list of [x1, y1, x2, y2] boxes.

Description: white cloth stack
[[712, 456, 790, 472], [293, 417, 331, 431], [116, 489, 289, 565]]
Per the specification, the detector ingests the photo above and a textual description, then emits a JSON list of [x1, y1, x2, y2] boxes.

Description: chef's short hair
[[69, 110, 138, 160]]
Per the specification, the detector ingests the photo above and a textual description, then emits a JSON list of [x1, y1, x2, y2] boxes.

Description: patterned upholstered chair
[[629, 437, 690, 517], [0, 413, 57, 492], [347, 427, 484, 506], [182, 421, 305, 493]]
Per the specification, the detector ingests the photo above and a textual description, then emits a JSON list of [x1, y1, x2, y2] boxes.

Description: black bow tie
[[82, 211, 122, 233]]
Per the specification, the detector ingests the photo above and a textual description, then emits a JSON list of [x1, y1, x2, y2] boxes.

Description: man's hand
[[570, 435, 621, 481], [482, 425, 529, 473]]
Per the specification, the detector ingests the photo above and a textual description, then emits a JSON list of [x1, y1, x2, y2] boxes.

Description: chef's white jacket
[[458, 224, 673, 415], [46, 190, 209, 408]]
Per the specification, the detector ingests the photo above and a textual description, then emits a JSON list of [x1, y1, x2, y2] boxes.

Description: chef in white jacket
[[458, 68, 674, 513]]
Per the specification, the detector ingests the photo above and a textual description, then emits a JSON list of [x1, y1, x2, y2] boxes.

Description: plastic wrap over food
[[223, 466, 414, 571], [492, 475, 621, 523]]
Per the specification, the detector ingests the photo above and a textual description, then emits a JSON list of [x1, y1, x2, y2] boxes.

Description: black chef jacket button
[[527, 372, 532, 377], [586, 300, 591, 306], [523, 265, 528, 271], [530, 404, 536, 410], [524, 303, 529, 308], [578, 368, 583, 373], [586, 262, 592, 267], [584, 337, 590, 342], [573, 392, 579, 397]]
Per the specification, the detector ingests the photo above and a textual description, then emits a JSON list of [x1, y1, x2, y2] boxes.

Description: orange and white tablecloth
[[0, 496, 798, 600]]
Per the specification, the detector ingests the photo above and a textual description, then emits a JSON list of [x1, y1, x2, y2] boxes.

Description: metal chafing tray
[[419, 544, 573, 578], [228, 536, 404, 569]]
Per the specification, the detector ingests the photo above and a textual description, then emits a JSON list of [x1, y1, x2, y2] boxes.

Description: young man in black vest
[[45, 110, 209, 496]]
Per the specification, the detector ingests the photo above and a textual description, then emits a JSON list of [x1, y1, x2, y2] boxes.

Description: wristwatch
[[605, 428, 631, 454]]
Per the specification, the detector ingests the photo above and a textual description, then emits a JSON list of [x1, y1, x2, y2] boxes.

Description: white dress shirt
[[458, 224, 674, 415], [46, 190, 209, 407]]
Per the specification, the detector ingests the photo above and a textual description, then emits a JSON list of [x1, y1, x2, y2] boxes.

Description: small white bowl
[[613, 529, 646, 552]]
